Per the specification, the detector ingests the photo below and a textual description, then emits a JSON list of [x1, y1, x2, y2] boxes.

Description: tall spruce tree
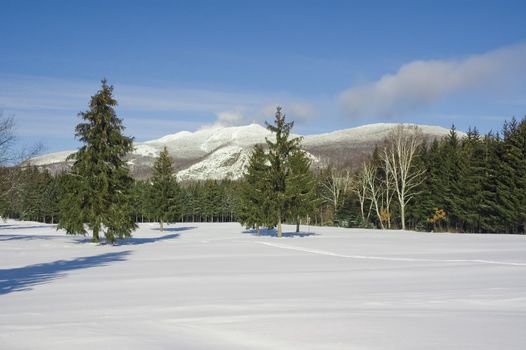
[[148, 146, 179, 231], [58, 80, 136, 243], [265, 107, 303, 237]]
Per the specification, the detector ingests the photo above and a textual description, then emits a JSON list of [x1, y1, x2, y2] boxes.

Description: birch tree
[[380, 147, 395, 229], [354, 169, 372, 225], [361, 160, 385, 229], [320, 166, 353, 220], [382, 125, 426, 230]]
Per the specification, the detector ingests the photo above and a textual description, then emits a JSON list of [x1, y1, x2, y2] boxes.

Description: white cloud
[[203, 101, 317, 129], [200, 107, 249, 129], [338, 43, 526, 119]]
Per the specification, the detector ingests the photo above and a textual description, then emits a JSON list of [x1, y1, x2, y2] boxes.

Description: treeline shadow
[[242, 228, 317, 238], [0, 250, 131, 295]]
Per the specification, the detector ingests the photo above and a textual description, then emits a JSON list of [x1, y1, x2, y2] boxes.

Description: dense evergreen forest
[[1, 81, 525, 236], [2, 116, 525, 234]]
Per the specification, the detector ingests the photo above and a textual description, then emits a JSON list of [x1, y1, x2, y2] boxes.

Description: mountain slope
[[30, 123, 456, 180]]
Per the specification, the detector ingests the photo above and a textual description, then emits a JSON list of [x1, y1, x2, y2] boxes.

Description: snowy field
[[1, 220, 526, 349]]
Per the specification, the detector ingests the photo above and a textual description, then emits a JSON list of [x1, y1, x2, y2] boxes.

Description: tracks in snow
[[250, 241, 526, 267]]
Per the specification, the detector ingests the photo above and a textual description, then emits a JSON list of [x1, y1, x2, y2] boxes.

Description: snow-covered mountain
[[30, 123, 455, 181]]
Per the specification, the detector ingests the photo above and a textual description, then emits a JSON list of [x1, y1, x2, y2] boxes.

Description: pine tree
[[286, 149, 318, 232], [407, 141, 434, 230], [501, 117, 526, 233], [265, 107, 303, 237], [237, 144, 270, 234], [40, 174, 60, 224], [131, 180, 149, 223], [58, 79, 136, 243], [457, 128, 484, 232], [441, 125, 464, 231], [148, 146, 179, 231]]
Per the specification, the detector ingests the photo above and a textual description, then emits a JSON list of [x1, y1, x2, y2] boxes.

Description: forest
[[1, 81, 525, 238]]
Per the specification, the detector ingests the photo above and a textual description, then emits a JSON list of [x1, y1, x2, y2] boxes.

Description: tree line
[[323, 121, 526, 234], [1, 80, 525, 243]]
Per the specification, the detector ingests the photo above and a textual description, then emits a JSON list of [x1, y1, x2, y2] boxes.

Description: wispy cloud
[[0, 74, 265, 114], [202, 101, 317, 129], [0, 74, 316, 146], [338, 43, 526, 119]]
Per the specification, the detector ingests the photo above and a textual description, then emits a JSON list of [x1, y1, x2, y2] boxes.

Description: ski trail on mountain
[[252, 241, 526, 266]]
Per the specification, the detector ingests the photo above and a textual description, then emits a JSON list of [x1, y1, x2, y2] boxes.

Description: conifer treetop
[[265, 106, 303, 158], [74, 79, 133, 160], [153, 146, 174, 179]]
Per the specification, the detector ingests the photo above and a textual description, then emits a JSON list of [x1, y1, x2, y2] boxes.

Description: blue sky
[[1, 0, 526, 153]]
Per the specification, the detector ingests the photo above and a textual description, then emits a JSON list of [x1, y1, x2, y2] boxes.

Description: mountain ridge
[[30, 122, 458, 180]]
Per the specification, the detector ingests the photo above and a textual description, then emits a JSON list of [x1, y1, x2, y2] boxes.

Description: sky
[[1, 0, 526, 153]]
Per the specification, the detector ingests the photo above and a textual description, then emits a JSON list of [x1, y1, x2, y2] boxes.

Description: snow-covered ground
[[1, 220, 526, 349]]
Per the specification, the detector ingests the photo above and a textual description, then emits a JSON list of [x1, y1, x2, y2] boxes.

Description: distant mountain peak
[[30, 122, 456, 180]]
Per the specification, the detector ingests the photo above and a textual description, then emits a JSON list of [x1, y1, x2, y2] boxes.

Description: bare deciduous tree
[[382, 125, 426, 230], [354, 168, 373, 226], [361, 160, 385, 229], [0, 113, 16, 166], [320, 166, 353, 220], [380, 147, 395, 229], [0, 113, 43, 218]]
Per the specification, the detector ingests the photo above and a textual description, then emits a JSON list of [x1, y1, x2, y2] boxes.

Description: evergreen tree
[[148, 146, 179, 231], [58, 80, 136, 243], [286, 149, 318, 232], [441, 125, 464, 231], [501, 117, 526, 233], [40, 173, 60, 224], [131, 180, 150, 222], [265, 107, 303, 237], [407, 141, 434, 230], [457, 128, 484, 232], [237, 144, 269, 234]]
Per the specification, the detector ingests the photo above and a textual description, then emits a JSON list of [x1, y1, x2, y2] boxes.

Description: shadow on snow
[[151, 226, 197, 233], [0, 224, 57, 230], [0, 234, 65, 242], [242, 228, 317, 238], [114, 233, 181, 245], [74, 226, 196, 245], [0, 251, 131, 295]]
